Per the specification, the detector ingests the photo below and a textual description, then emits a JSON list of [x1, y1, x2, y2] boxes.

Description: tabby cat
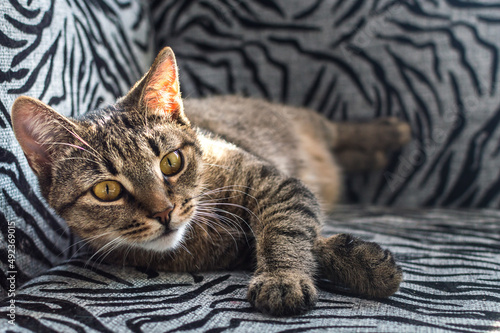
[[11, 47, 409, 316]]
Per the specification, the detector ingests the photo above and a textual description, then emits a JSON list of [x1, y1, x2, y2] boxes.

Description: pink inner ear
[[12, 102, 53, 175], [21, 133, 51, 171], [143, 58, 181, 116]]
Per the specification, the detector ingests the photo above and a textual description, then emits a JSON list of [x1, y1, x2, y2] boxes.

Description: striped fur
[[0, 0, 154, 296]]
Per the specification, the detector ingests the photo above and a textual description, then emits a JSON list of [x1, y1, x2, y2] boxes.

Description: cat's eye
[[92, 180, 123, 201], [160, 150, 183, 176]]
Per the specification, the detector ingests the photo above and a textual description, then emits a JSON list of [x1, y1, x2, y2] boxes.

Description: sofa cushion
[[1, 207, 498, 331], [152, 0, 500, 208], [0, 0, 155, 296]]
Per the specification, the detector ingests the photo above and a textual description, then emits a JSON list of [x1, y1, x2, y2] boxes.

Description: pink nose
[[153, 206, 174, 226]]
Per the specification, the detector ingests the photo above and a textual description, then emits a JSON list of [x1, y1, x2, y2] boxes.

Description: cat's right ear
[[119, 47, 189, 125], [11, 96, 77, 177]]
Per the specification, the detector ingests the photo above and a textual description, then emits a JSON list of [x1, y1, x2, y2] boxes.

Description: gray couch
[[0, 1, 499, 332]]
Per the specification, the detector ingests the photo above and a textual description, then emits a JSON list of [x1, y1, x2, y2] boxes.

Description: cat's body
[[11, 47, 409, 316], [185, 96, 342, 211]]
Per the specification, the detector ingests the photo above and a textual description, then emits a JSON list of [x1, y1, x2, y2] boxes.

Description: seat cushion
[[1, 207, 498, 332], [0, 0, 155, 296], [152, 0, 500, 208]]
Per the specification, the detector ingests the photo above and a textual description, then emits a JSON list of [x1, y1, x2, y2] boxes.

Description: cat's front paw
[[351, 237, 403, 298], [316, 234, 403, 298], [247, 271, 317, 316]]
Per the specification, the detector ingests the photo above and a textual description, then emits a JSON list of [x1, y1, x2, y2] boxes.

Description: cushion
[[1, 207, 498, 331], [152, 0, 500, 208], [0, 0, 154, 296]]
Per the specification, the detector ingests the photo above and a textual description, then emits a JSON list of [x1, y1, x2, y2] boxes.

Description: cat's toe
[[359, 244, 403, 298], [248, 271, 317, 316], [343, 237, 403, 298]]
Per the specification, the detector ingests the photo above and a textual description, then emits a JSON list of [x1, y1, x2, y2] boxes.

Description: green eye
[[92, 180, 122, 201], [160, 150, 183, 176]]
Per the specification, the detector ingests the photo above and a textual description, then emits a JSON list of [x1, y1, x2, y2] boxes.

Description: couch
[[0, 1, 499, 332]]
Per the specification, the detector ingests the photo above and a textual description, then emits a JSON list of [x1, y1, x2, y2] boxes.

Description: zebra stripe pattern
[[0, 207, 499, 332], [152, 0, 500, 208], [1, 1, 499, 331], [0, 0, 154, 296]]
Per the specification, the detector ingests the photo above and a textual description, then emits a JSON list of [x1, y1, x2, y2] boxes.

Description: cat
[[11, 47, 409, 316]]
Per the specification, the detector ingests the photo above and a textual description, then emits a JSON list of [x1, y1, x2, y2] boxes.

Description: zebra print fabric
[[0, 0, 154, 296], [0, 207, 498, 332], [1, 1, 499, 332], [152, 0, 500, 208]]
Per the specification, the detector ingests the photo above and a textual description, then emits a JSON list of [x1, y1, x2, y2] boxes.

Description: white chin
[[137, 225, 187, 252]]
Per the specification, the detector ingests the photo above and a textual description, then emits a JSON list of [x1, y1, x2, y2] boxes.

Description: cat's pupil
[[92, 180, 122, 201], [160, 150, 183, 176]]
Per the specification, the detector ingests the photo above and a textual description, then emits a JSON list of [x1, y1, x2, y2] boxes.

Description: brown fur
[[11, 47, 409, 316]]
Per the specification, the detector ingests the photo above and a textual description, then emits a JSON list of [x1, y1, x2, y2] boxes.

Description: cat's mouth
[[162, 228, 176, 237], [136, 224, 188, 252], [154, 226, 181, 242]]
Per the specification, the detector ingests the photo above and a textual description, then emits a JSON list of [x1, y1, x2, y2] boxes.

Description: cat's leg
[[331, 118, 411, 173], [313, 233, 403, 298], [333, 117, 411, 152], [293, 106, 410, 173], [246, 171, 323, 316], [335, 149, 388, 173]]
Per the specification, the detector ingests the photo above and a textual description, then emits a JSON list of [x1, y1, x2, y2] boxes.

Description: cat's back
[[184, 96, 302, 177], [184, 96, 342, 208]]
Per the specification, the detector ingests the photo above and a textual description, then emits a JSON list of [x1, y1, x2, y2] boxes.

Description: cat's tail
[[313, 233, 403, 298]]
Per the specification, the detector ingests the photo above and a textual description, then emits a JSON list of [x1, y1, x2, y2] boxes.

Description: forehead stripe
[[111, 141, 127, 160], [148, 138, 161, 157], [104, 158, 118, 176], [121, 116, 134, 129]]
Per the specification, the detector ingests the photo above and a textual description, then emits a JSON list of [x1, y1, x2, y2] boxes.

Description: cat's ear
[[122, 47, 188, 124], [11, 96, 77, 177]]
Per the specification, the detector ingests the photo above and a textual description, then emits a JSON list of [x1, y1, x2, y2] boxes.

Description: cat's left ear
[[11, 96, 79, 178], [121, 47, 188, 125]]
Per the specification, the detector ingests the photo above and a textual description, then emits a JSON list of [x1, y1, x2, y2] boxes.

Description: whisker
[[101, 238, 128, 264], [196, 185, 256, 199], [177, 242, 193, 257], [194, 212, 240, 250], [122, 240, 138, 265], [197, 206, 254, 244], [86, 236, 123, 267], [192, 216, 224, 240], [62, 125, 105, 161], [49, 142, 85, 151], [48, 141, 102, 163], [63, 231, 116, 260], [196, 208, 245, 233], [189, 218, 213, 241], [197, 202, 262, 226], [95, 239, 125, 265], [194, 185, 261, 214]]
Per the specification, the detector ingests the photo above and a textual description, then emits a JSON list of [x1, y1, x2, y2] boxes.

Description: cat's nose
[[153, 206, 174, 226]]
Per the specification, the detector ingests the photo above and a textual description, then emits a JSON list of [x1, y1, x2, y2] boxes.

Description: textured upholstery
[[1, 1, 499, 332], [153, 0, 500, 208], [0, 0, 154, 295], [1, 207, 499, 331]]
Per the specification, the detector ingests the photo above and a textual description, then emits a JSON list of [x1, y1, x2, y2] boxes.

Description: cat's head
[[11, 47, 204, 253]]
